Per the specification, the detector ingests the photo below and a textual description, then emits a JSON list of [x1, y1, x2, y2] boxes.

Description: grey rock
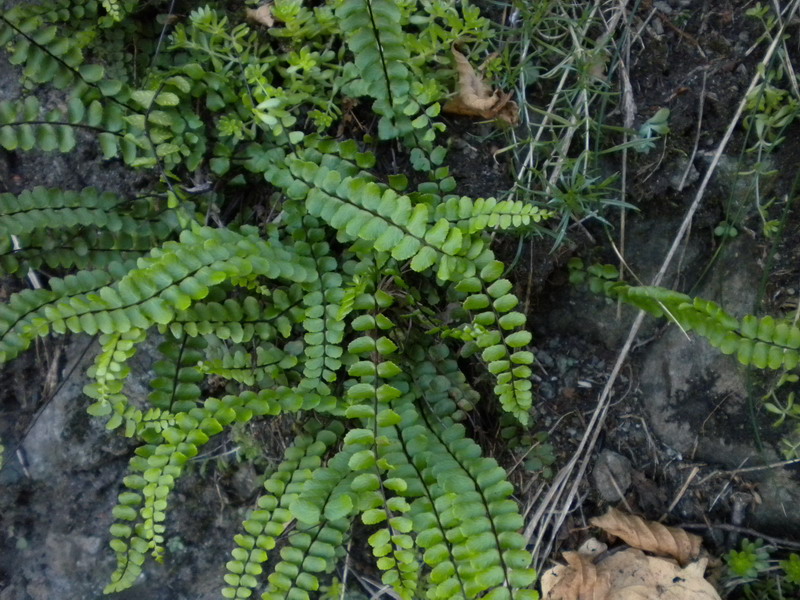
[[637, 235, 800, 535], [668, 157, 699, 191], [592, 450, 633, 502], [654, 1, 673, 14]]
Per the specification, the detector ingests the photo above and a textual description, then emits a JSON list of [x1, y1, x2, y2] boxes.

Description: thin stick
[[677, 69, 707, 191], [659, 466, 700, 522], [681, 523, 800, 551]]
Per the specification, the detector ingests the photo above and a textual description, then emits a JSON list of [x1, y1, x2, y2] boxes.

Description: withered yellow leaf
[[590, 507, 701, 565], [443, 46, 518, 125]]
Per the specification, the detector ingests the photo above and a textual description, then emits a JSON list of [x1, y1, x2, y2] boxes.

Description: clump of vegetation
[[0, 0, 550, 597], [5, 0, 800, 598], [724, 539, 800, 599]]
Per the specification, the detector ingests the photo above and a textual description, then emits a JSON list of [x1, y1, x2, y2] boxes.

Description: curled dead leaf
[[443, 46, 518, 125], [246, 4, 275, 27], [590, 507, 701, 565]]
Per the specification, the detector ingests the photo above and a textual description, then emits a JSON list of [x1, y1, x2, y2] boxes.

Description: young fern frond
[[434, 196, 554, 234], [84, 327, 148, 432]]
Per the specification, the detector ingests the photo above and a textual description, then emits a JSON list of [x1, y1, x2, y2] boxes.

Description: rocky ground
[[2, 0, 800, 599]]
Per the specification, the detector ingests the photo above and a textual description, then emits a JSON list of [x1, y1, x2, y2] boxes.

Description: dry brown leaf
[[600, 549, 721, 600], [443, 46, 519, 125], [540, 551, 612, 600], [590, 507, 701, 565], [246, 4, 275, 27], [541, 544, 721, 600]]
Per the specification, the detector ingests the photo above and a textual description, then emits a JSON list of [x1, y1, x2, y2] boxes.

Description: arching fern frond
[[0, 261, 132, 362], [572, 259, 800, 370], [223, 421, 346, 600], [434, 195, 554, 234], [0, 225, 318, 358], [106, 389, 286, 594], [0, 188, 178, 276]]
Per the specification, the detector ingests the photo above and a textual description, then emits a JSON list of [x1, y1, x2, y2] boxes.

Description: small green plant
[[726, 539, 771, 583], [632, 107, 670, 154], [723, 540, 800, 599], [729, 3, 800, 239]]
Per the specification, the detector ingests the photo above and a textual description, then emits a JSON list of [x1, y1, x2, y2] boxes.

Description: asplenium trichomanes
[[0, 0, 551, 598]]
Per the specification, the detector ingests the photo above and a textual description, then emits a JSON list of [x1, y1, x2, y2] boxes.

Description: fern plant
[[0, 1, 550, 598]]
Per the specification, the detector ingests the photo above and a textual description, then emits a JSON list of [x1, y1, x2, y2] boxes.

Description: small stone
[[650, 17, 664, 36], [539, 381, 556, 401], [592, 450, 633, 502], [654, 1, 673, 14], [537, 350, 554, 368], [668, 157, 699, 190]]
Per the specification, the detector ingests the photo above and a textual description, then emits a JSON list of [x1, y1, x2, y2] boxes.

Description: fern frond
[[269, 443, 357, 599], [450, 262, 534, 424], [0, 262, 132, 362], [84, 327, 147, 431], [0, 187, 177, 252], [201, 341, 297, 386], [335, 0, 412, 137], [223, 422, 345, 599], [0, 96, 78, 152], [269, 153, 492, 281], [168, 287, 306, 342], [572, 259, 800, 370], [148, 333, 206, 413], [106, 390, 280, 594], [293, 221, 345, 392], [0, 226, 318, 356], [101, 0, 137, 23], [0, 228, 156, 276], [434, 196, 554, 234], [412, 342, 481, 420]]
